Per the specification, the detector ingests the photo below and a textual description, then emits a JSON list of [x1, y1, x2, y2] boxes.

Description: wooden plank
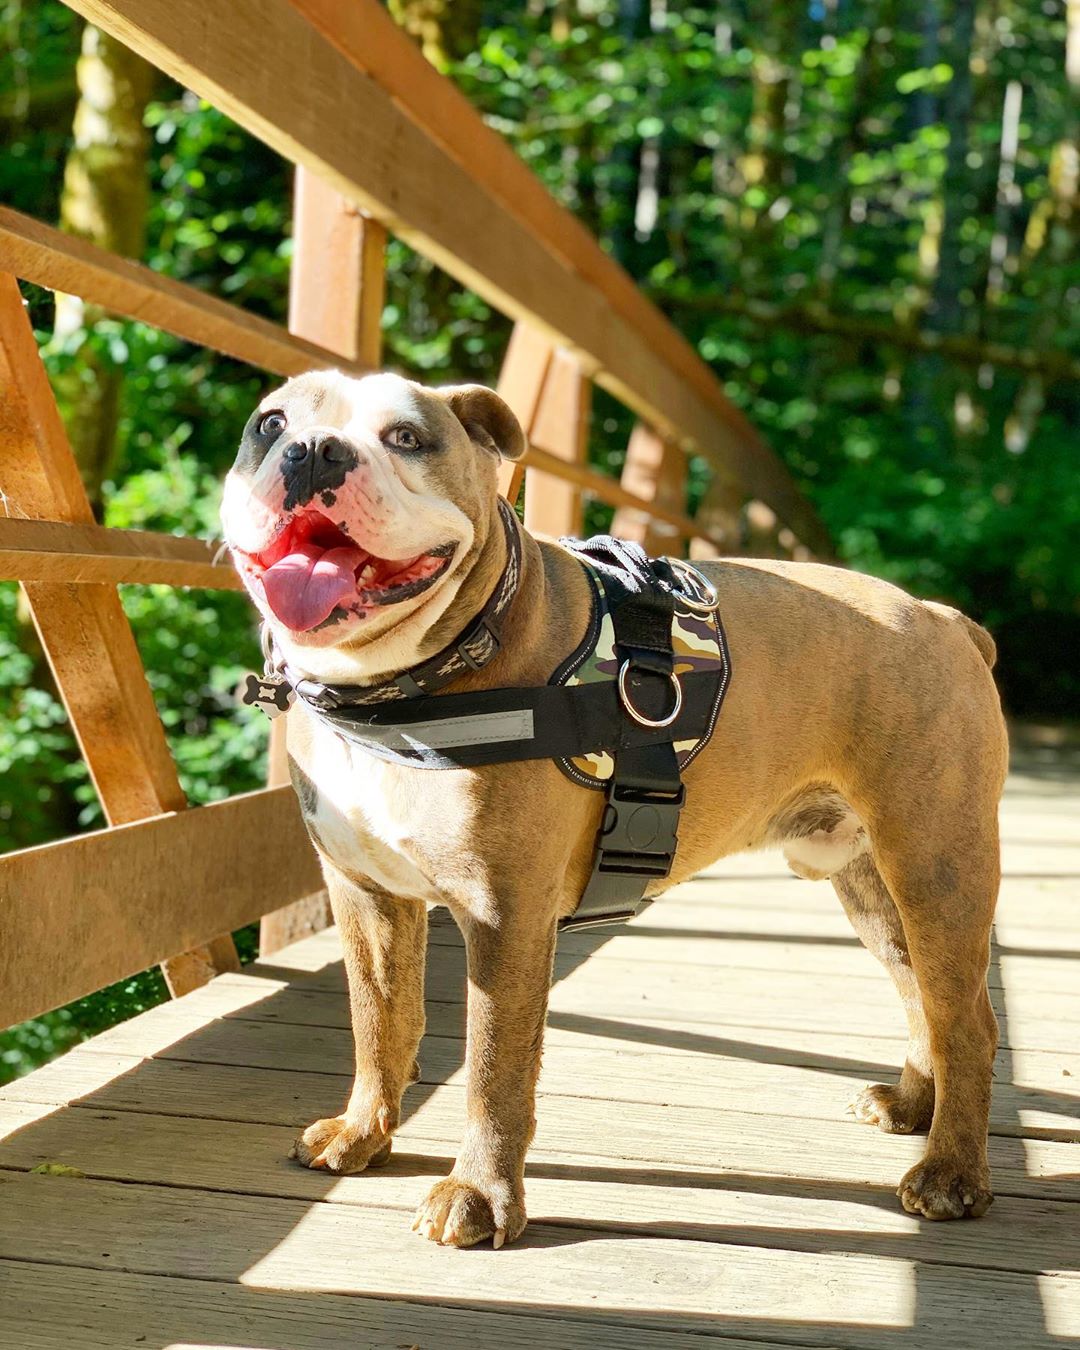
[[689, 472, 744, 560], [0, 1261, 727, 1350], [0, 1170, 1077, 1346], [266, 943, 1080, 1032], [0, 515, 242, 588], [0, 273, 240, 994], [524, 349, 590, 538], [184, 966, 1080, 1056], [0, 786, 321, 1027], [74, 968, 1080, 1104], [218, 934, 1080, 1036], [1, 1090, 1079, 1268], [19, 1024, 1076, 1142], [61, 0, 829, 553], [269, 913, 1080, 994], [0, 204, 362, 376]]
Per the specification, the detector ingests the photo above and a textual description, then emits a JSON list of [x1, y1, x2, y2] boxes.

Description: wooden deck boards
[[1, 755, 1077, 1348]]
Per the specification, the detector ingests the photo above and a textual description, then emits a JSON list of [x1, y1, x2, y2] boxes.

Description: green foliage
[[1, 0, 1078, 1080]]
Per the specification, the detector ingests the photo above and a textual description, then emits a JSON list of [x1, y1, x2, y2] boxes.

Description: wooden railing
[[0, 0, 827, 1032]]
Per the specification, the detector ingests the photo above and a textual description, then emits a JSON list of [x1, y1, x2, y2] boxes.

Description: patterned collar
[[262, 496, 523, 713]]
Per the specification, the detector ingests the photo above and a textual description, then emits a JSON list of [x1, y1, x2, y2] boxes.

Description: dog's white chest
[[295, 713, 445, 903]]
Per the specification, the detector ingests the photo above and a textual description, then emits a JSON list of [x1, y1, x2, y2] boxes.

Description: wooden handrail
[[60, 0, 829, 556], [0, 518, 242, 589]]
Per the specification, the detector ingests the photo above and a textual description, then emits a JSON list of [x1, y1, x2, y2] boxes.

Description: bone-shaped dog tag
[[240, 672, 295, 719]]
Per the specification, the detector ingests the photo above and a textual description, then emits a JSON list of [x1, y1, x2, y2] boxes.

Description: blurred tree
[[51, 23, 155, 513]]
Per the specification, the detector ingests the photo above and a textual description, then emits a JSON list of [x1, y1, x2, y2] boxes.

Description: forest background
[[1, 0, 1077, 1079]]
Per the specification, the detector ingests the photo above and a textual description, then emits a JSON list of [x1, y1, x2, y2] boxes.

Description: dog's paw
[[850, 1081, 933, 1134], [412, 1175, 527, 1249], [898, 1156, 993, 1220], [289, 1114, 393, 1174]]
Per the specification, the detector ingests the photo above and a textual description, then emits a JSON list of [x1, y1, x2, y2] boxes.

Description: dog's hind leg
[[833, 853, 936, 1134], [868, 813, 1001, 1220], [291, 866, 428, 1174]]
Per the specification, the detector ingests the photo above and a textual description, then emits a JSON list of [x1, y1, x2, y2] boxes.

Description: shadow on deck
[[0, 752, 1077, 1349]]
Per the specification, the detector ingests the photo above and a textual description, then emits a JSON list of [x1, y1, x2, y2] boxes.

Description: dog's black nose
[[279, 432, 359, 510]]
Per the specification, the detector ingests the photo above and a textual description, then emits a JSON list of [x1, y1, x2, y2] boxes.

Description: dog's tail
[[924, 600, 997, 669]]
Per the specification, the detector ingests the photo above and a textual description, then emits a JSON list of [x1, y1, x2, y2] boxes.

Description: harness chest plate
[[552, 569, 730, 792]]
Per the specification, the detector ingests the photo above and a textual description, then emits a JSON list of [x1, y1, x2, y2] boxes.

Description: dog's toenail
[[493, 1228, 506, 1249]]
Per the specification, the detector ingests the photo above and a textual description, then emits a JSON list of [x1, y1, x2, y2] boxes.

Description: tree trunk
[[1005, 0, 1079, 452], [51, 24, 155, 518]]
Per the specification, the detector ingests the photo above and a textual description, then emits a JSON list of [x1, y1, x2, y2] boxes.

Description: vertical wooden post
[[523, 350, 590, 538], [689, 474, 743, 561], [288, 166, 386, 368], [0, 274, 239, 996], [611, 423, 686, 557], [494, 323, 591, 535], [258, 168, 388, 957], [495, 322, 554, 507]]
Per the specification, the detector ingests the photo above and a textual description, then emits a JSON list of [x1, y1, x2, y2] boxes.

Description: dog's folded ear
[[439, 385, 527, 461]]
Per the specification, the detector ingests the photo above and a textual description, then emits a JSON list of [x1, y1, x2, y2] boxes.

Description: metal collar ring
[[666, 557, 719, 614]]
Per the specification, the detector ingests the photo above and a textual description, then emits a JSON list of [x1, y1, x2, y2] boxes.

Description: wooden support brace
[[0, 273, 239, 995], [258, 167, 389, 957], [612, 424, 686, 557]]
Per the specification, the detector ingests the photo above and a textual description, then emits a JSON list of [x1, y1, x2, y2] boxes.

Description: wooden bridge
[[0, 3, 1077, 1346]]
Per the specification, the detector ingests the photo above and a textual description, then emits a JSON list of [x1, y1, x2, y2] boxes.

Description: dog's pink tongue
[[262, 543, 365, 631]]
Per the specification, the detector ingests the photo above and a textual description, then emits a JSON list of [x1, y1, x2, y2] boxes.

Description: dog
[[222, 369, 1008, 1247]]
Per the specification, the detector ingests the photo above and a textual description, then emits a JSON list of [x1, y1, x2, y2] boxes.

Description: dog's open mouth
[[241, 511, 455, 633]]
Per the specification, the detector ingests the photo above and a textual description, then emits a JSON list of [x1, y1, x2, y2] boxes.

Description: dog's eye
[[258, 410, 287, 438], [384, 424, 422, 452]]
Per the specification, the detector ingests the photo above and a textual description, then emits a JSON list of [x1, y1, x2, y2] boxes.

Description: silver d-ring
[[666, 557, 719, 614], [617, 660, 683, 729]]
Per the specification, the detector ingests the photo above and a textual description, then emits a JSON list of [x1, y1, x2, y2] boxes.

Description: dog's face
[[222, 371, 524, 671]]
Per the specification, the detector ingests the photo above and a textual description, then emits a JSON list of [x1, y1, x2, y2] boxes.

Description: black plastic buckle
[[562, 782, 685, 931], [295, 679, 344, 712]]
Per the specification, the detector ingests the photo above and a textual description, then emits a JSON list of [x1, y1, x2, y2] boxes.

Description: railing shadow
[[1, 788, 1078, 1348]]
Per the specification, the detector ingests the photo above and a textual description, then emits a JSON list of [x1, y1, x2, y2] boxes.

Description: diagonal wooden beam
[[0, 273, 238, 992], [0, 205, 364, 377]]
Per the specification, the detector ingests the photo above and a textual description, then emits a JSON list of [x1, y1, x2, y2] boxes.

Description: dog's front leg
[[291, 863, 427, 1173], [413, 898, 558, 1249]]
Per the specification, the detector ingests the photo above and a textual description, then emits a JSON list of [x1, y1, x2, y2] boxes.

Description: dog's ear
[[439, 384, 527, 461]]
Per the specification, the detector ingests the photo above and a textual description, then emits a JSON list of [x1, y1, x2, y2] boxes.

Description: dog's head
[[222, 370, 525, 675]]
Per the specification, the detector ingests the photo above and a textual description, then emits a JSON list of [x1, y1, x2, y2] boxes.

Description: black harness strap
[[313, 670, 721, 768], [562, 536, 684, 929]]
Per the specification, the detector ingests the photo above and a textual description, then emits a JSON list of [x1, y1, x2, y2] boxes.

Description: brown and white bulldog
[[222, 369, 1008, 1247]]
